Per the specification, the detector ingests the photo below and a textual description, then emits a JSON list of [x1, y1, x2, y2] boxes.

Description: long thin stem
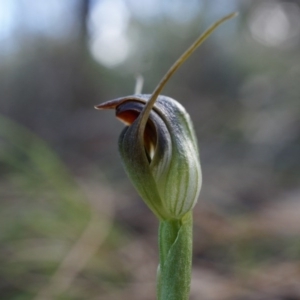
[[157, 212, 193, 300]]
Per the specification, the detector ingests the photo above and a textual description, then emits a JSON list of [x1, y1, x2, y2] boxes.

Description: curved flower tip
[[96, 94, 202, 220]]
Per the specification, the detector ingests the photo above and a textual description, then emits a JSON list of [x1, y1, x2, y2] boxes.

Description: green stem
[[157, 212, 193, 300]]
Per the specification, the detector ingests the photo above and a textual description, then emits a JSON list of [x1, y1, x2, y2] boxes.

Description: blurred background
[[1, 0, 300, 299]]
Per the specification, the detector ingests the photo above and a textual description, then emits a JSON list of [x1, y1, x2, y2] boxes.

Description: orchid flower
[[96, 12, 237, 300]]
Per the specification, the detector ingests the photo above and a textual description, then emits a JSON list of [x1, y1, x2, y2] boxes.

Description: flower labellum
[[96, 95, 202, 220]]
